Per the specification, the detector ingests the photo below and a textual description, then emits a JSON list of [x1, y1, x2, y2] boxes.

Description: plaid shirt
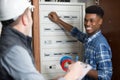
[[71, 27, 112, 80]]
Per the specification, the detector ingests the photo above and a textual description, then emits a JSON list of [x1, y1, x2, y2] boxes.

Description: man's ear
[[21, 8, 30, 26], [21, 14, 28, 26], [99, 18, 103, 25]]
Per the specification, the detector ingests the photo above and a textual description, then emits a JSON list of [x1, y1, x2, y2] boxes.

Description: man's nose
[[85, 21, 91, 26]]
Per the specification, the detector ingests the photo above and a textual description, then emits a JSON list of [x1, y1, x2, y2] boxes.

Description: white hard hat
[[0, 0, 32, 21]]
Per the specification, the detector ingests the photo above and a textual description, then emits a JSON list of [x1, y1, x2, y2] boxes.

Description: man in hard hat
[[0, 0, 91, 80], [48, 5, 112, 80]]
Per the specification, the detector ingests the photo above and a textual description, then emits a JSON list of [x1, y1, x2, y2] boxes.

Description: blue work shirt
[[71, 27, 112, 80]]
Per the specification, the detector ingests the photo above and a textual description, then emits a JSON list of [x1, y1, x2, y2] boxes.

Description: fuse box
[[39, 2, 85, 79]]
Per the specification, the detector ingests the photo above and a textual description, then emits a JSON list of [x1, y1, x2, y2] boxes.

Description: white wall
[[77, 0, 94, 6]]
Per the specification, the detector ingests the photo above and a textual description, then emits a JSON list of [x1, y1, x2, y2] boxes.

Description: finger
[[71, 60, 75, 64], [68, 62, 74, 70], [48, 13, 52, 19]]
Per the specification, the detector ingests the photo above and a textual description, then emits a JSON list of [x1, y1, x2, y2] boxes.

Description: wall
[[77, 0, 94, 6]]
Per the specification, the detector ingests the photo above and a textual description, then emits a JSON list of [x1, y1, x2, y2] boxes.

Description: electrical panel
[[39, 2, 85, 80]]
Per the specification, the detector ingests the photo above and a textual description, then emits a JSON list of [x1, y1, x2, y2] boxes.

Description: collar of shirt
[[87, 30, 101, 43], [2, 26, 32, 47]]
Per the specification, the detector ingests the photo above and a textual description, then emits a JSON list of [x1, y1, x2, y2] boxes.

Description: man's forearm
[[87, 70, 98, 80], [57, 18, 73, 32]]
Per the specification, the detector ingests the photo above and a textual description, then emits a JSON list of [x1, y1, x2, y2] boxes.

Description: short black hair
[[85, 5, 104, 18]]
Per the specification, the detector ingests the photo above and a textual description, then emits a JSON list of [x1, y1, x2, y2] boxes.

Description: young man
[[48, 5, 113, 80], [0, 0, 91, 80]]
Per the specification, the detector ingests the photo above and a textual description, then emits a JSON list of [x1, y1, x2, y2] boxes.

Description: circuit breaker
[[39, 2, 85, 80]]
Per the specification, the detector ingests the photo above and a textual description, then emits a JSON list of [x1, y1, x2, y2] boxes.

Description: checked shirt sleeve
[[96, 43, 112, 80], [70, 27, 87, 43]]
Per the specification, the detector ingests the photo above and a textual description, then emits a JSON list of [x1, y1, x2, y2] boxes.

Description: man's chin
[[86, 30, 92, 34], [86, 31, 94, 36]]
